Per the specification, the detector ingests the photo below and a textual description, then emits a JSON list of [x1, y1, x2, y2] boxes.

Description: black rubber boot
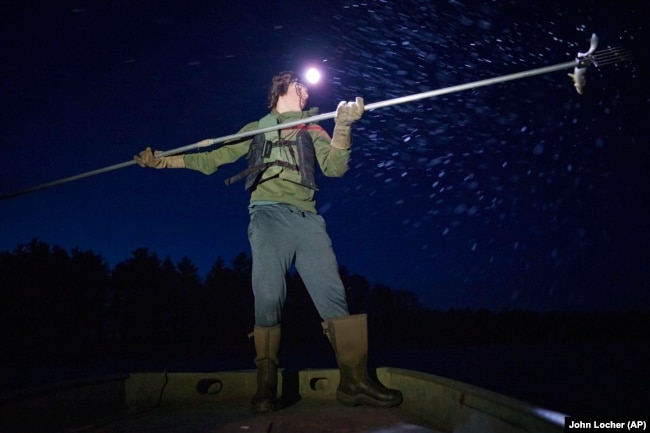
[[250, 325, 280, 413], [321, 314, 403, 407]]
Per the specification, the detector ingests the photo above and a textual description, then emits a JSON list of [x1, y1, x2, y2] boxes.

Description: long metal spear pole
[[1, 59, 576, 200]]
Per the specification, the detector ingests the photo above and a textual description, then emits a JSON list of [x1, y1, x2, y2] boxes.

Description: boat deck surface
[[1, 368, 566, 433], [89, 398, 444, 433]]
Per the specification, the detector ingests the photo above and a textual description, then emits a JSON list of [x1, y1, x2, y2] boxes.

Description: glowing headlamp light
[[304, 67, 321, 85]]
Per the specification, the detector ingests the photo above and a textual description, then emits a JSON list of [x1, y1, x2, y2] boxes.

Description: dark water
[[3, 342, 647, 417], [372, 343, 649, 417]]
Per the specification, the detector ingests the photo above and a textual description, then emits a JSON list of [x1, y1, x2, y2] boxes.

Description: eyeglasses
[[290, 80, 309, 96], [290, 78, 307, 87]]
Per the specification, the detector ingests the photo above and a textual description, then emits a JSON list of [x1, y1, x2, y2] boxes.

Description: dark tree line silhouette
[[1, 239, 648, 373], [0, 239, 427, 365]]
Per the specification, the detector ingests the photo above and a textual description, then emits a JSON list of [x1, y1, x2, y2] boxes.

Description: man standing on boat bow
[[134, 71, 403, 413]]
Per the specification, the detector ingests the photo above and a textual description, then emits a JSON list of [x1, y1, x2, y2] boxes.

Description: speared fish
[[568, 33, 599, 94]]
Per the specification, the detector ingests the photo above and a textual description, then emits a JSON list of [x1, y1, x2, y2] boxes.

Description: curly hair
[[267, 71, 299, 109]]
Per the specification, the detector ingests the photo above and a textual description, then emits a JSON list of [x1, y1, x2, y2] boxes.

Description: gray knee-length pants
[[248, 203, 349, 326]]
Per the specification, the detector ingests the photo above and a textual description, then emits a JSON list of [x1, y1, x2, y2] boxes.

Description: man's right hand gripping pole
[[331, 97, 364, 150], [134, 147, 185, 169]]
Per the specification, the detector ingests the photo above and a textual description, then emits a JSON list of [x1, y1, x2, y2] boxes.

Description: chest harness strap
[[224, 115, 318, 191]]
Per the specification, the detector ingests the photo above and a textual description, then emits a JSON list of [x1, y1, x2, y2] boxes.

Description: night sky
[[1, 0, 648, 312]]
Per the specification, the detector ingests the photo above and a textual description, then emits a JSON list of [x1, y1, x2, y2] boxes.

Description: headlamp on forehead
[[304, 67, 321, 84]]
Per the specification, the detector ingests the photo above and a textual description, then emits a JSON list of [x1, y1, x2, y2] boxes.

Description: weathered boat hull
[[0, 367, 566, 432]]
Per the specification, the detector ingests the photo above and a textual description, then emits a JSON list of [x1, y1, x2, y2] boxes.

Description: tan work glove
[[331, 97, 364, 150], [134, 147, 185, 169]]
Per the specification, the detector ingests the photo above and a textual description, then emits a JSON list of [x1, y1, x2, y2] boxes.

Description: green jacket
[[183, 109, 351, 213]]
